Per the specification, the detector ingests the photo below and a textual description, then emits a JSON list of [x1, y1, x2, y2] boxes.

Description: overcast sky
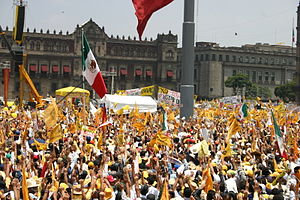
[[0, 0, 298, 47]]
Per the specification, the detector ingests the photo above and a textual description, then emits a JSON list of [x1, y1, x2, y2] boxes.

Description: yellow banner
[[48, 124, 62, 143], [141, 85, 155, 96], [158, 86, 169, 94], [43, 98, 58, 129]]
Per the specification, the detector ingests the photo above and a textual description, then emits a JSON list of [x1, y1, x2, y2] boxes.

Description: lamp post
[[102, 71, 117, 94], [180, 0, 195, 118]]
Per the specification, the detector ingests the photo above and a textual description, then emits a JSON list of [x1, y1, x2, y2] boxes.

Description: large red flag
[[132, 0, 174, 40]]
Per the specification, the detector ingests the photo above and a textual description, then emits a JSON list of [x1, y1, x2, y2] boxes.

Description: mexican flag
[[82, 32, 107, 98], [239, 103, 248, 119], [162, 110, 168, 131], [271, 111, 288, 159]]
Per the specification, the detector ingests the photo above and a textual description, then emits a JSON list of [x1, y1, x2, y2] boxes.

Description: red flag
[[132, 0, 174, 40]]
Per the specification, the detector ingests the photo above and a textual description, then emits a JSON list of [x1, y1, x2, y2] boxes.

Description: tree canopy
[[274, 81, 296, 102], [225, 74, 252, 95]]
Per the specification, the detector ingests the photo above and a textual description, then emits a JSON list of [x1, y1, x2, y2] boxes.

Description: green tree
[[245, 84, 258, 98], [257, 86, 272, 99], [274, 81, 296, 102], [225, 74, 252, 95]]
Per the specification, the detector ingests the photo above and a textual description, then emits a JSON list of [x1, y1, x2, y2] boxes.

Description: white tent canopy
[[102, 94, 157, 113]]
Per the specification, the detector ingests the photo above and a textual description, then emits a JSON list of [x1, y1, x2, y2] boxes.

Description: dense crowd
[[0, 99, 299, 200]]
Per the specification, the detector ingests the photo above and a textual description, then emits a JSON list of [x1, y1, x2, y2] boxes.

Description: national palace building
[[0, 19, 296, 100]]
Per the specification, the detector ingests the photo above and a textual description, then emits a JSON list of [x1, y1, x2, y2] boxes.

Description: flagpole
[[81, 28, 85, 89], [292, 18, 295, 55], [180, 0, 195, 118], [296, 2, 300, 105]]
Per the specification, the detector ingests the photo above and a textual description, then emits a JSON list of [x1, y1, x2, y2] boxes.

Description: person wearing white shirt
[[225, 174, 238, 194]]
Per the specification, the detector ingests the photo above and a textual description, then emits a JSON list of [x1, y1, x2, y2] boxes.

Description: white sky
[[0, 0, 298, 47]]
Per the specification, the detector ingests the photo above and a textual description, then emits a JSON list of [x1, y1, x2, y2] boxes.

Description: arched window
[[167, 50, 174, 58], [36, 42, 40, 50], [44, 43, 48, 51], [30, 42, 35, 50]]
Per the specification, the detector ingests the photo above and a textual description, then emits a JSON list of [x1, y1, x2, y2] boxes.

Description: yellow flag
[[160, 179, 170, 200], [133, 122, 145, 132], [202, 165, 213, 193], [117, 108, 124, 115], [43, 98, 58, 129], [226, 116, 241, 142], [33, 139, 48, 151], [168, 111, 175, 121], [116, 134, 125, 146], [97, 132, 103, 150], [143, 112, 149, 125], [223, 143, 234, 157], [149, 132, 173, 150], [22, 167, 29, 200], [52, 164, 59, 191], [48, 124, 62, 143], [122, 105, 130, 111]]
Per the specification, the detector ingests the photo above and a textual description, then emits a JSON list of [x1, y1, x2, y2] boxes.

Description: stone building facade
[[0, 19, 296, 100], [0, 19, 178, 100], [188, 42, 296, 98]]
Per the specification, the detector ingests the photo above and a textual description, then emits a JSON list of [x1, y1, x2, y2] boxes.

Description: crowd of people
[[0, 98, 299, 200]]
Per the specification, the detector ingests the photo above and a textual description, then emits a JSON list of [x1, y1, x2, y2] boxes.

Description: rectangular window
[[135, 69, 142, 81], [232, 55, 236, 62], [146, 70, 152, 82], [232, 70, 236, 76], [219, 55, 223, 61], [282, 59, 287, 64], [205, 54, 209, 61], [271, 72, 275, 82], [41, 65, 48, 73], [245, 56, 249, 63], [226, 55, 230, 62], [265, 58, 268, 64], [252, 71, 256, 82], [239, 56, 243, 63], [265, 72, 269, 82], [258, 72, 262, 82], [120, 68, 127, 81], [52, 65, 59, 73], [200, 54, 204, 61], [212, 54, 216, 61]]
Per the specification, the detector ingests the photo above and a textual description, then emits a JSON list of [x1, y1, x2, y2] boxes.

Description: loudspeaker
[[13, 5, 25, 44]]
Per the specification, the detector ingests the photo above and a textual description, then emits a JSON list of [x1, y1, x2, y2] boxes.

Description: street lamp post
[[102, 71, 117, 94], [180, 0, 195, 118]]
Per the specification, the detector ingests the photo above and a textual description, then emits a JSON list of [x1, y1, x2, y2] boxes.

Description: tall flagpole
[[292, 18, 295, 51], [180, 0, 195, 118], [81, 28, 85, 89], [296, 2, 300, 105]]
